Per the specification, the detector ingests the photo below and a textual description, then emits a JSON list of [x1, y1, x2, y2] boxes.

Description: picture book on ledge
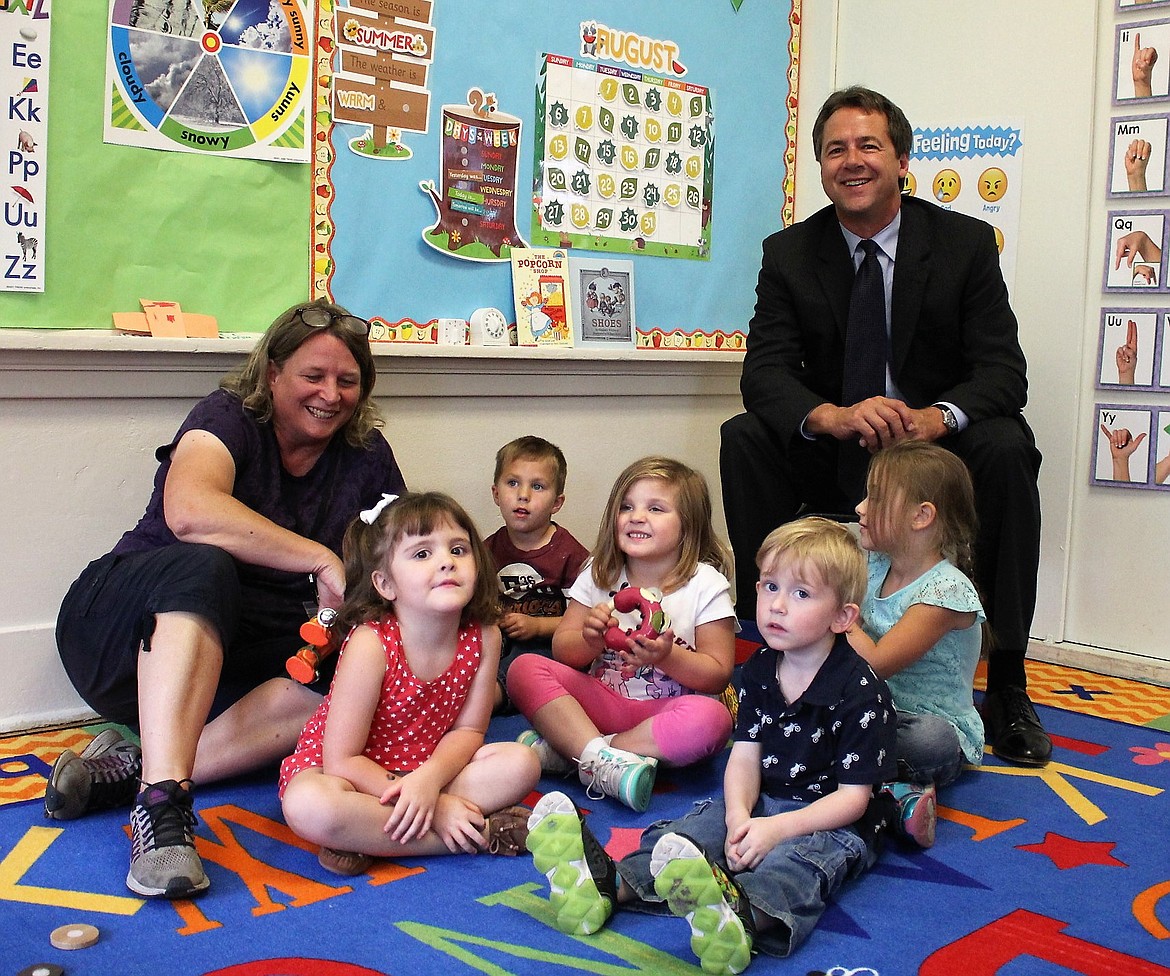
[[571, 256, 636, 350], [510, 248, 575, 347]]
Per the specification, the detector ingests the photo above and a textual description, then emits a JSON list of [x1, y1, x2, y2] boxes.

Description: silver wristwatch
[[935, 404, 959, 435]]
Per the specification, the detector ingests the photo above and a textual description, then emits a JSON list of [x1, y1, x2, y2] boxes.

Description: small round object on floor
[[19, 963, 65, 976], [49, 921, 99, 949]]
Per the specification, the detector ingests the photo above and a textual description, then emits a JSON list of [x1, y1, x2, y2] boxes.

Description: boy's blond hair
[[493, 435, 569, 496], [755, 517, 866, 608]]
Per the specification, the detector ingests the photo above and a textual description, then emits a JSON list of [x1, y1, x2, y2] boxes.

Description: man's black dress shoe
[[983, 685, 1052, 766]]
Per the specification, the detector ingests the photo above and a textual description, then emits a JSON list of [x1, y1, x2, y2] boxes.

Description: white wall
[[0, 337, 741, 732], [799, 0, 1099, 652]]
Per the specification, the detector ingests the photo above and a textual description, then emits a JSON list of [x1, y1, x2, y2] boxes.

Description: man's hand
[[1133, 32, 1158, 98], [1125, 139, 1152, 191], [807, 399, 948, 449], [1116, 319, 1139, 384]]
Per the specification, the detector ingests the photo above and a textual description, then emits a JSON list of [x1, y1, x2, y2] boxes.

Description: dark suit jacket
[[740, 194, 1030, 447]]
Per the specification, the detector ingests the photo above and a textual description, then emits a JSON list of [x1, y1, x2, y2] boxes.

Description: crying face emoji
[[933, 169, 961, 202]]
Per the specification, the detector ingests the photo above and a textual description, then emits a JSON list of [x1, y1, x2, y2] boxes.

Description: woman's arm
[[163, 429, 345, 601], [848, 602, 977, 679]]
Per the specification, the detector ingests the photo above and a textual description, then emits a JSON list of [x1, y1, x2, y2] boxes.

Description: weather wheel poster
[[104, 0, 311, 163]]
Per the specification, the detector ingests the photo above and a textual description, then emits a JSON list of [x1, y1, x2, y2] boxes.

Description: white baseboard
[[1029, 639, 1170, 688]]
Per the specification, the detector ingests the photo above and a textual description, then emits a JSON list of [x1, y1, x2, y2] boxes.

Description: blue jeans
[[896, 710, 965, 787], [616, 796, 876, 958]]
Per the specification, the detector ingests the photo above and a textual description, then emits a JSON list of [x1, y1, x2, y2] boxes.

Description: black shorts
[[55, 543, 327, 725]]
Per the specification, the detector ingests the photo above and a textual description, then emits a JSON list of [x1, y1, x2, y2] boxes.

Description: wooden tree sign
[[419, 88, 530, 261], [332, 0, 433, 150]]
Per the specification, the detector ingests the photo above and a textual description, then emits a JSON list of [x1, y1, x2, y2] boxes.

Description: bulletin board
[[311, 0, 800, 350], [0, 5, 307, 331]]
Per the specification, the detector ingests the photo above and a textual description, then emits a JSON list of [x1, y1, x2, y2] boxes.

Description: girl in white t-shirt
[[508, 456, 737, 811]]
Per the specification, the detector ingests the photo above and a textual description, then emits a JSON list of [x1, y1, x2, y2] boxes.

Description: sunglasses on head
[[296, 306, 370, 337]]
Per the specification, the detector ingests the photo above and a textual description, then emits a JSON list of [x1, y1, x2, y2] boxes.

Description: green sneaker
[[516, 729, 576, 776], [580, 744, 657, 812], [526, 791, 616, 935], [651, 832, 755, 975]]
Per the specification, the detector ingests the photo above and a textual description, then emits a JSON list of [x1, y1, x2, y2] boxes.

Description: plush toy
[[286, 607, 339, 684], [604, 586, 671, 652]]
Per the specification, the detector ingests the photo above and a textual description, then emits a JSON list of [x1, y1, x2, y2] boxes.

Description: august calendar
[[530, 53, 713, 262]]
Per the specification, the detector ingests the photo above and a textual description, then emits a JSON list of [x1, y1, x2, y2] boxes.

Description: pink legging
[[506, 654, 732, 767]]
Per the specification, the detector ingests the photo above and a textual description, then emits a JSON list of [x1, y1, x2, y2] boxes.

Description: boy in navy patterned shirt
[[526, 517, 900, 972]]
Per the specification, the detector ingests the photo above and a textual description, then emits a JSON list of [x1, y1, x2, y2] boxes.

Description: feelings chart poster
[[906, 121, 1022, 295], [530, 53, 712, 261]]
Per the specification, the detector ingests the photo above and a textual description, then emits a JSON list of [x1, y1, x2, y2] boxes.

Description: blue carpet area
[[2, 698, 1170, 975]]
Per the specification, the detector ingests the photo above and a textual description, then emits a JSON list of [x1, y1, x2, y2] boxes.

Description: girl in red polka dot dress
[[280, 492, 541, 875]]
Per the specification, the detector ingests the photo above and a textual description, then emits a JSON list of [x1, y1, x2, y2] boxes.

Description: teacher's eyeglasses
[[296, 307, 371, 337]]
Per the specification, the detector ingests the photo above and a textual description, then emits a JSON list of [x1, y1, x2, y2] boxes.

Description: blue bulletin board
[[311, 0, 799, 349]]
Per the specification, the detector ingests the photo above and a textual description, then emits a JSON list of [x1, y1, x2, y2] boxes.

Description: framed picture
[[1107, 115, 1170, 197], [1114, 21, 1170, 104], [1093, 403, 1154, 486], [570, 257, 636, 350], [1096, 308, 1160, 388], [1103, 210, 1168, 291]]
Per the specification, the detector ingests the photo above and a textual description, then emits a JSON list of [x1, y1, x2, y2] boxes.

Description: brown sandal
[[318, 846, 375, 876], [485, 805, 532, 856]]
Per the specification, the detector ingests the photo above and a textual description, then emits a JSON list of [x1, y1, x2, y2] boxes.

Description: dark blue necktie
[[838, 239, 886, 502], [842, 239, 886, 406]]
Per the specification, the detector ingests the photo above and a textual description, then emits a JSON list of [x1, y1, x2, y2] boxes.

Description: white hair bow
[[360, 493, 399, 524]]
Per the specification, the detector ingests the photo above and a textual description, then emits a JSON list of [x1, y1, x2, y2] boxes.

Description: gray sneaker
[[126, 779, 209, 899], [44, 728, 142, 821]]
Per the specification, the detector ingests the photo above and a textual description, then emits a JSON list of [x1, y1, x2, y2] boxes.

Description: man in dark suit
[[720, 87, 1050, 766]]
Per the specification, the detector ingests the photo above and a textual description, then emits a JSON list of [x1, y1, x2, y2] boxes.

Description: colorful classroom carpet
[[2, 659, 1170, 976]]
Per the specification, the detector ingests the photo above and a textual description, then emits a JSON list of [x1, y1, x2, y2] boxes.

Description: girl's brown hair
[[590, 456, 732, 593], [333, 492, 500, 636], [220, 297, 383, 448], [865, 441, 978, 580]]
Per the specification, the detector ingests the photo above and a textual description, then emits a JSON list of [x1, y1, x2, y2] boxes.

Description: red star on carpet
[[1017, 832, 1128, 870], [604, 825, 645, 862]]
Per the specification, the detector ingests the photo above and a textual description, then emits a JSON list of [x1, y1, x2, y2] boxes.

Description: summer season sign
[[104, 0, 311, 163]]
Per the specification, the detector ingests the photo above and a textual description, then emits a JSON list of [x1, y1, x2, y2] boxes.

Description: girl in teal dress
[[850, 441, 986, 846]]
